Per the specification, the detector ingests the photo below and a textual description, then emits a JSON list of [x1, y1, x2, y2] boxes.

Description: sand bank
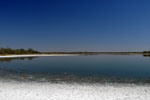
[[0, 54, 76, 58]]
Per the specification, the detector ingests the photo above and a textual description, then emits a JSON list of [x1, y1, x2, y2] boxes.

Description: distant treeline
[[0, 48, 40, 55], [143, 51, 150, 57], [143, 51, 150, 53], [44, 51, 141, 55], [0, 47, 150, 55]]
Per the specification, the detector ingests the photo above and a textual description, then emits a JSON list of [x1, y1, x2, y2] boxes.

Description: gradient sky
[[0, 0, 150, 52]]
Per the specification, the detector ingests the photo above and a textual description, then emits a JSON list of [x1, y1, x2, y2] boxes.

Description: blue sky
[[0, 0, 150, 52]]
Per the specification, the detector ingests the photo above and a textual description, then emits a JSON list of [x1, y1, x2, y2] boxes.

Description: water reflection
[[0, 57, 37, 62], [143, 55, 150, 57], [0, 55, 150, 84]]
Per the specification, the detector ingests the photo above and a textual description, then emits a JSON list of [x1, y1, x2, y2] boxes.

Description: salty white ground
[[0, 81, 150, 100]]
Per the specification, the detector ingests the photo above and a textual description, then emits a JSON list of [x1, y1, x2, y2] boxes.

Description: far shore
[[0, 54, 77, 58], [0, 52, 150, 58]]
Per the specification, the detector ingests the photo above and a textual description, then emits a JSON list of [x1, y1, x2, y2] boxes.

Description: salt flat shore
[[0, 81, 149, 100], [0, 54, 76, 58]]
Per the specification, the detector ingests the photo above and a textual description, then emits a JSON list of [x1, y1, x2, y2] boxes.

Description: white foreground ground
[[0, 81, 150, 100]]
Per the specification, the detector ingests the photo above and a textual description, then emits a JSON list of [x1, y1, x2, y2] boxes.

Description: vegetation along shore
[[0, 48, 150, 56]]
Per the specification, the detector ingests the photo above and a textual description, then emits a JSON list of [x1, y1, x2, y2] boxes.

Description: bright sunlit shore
[[0, 54, 77, 58]]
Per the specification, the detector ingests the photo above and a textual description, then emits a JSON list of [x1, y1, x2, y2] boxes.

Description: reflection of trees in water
[[143, 51, 150, 57], [143, 55, 150, 57], [0, 57, 37, 62]]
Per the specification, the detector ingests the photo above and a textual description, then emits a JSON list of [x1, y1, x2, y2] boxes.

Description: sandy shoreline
[[0, 54, 77, 58], [0, 81, 150, 100], [0, 53, 149, 58]]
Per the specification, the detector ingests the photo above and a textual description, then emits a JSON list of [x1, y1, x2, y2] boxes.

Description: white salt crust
[[0, 81, 150, 100]]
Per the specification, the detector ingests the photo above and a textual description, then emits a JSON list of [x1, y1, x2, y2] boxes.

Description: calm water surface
[[0, 55, 150, 82]]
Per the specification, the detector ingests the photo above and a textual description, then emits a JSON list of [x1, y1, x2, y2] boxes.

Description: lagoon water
[[0, 54, 150, 82], [0, 55, 150, 100]]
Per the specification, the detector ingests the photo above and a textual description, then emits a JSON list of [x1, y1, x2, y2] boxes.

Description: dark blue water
[[0, 55, 150, 80]]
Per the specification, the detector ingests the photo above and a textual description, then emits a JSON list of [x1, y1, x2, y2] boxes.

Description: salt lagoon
[[0, 54, 150, 100]]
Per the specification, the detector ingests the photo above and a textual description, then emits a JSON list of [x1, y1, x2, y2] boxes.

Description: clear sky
[[0, 0, 150, 52]]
